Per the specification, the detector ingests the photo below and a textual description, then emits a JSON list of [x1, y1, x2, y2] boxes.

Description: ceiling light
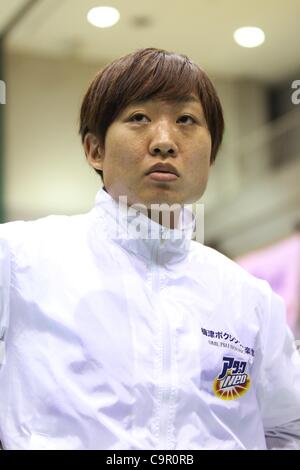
[[233, 26, 265, 48], [87, 6, 120, 28]]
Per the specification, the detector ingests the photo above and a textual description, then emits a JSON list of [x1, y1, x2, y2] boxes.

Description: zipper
[[152, 236, 173, 449]]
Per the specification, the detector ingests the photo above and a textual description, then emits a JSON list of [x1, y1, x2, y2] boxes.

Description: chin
[[135, 188, 194, 207], [147, 195, 185, 207]]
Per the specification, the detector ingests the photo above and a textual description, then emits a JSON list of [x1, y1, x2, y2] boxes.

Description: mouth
[[146, 172, 179, 182], [145, 163, 180, 182]]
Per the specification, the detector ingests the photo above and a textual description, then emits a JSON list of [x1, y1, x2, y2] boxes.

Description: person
[[0, 47, 300, 451]]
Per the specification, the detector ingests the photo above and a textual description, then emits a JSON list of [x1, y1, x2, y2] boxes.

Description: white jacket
[[0, 187, 300, 450]]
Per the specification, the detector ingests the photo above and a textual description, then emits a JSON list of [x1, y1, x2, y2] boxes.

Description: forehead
[[127, 94, 203, 109]]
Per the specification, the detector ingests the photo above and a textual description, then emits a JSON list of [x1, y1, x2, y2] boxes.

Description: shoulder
[[0, 212, 91, 257], [189, 240, 263, 282], [189, 240, 273, 305]]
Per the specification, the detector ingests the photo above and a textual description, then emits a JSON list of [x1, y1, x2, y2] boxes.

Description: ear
[[83, 133, 104, 171]]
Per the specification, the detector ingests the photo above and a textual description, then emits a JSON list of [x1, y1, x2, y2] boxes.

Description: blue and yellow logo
[[213, 356, 250, 400]]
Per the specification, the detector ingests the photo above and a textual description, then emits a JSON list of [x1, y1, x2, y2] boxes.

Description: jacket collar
[[91, 187, 196, 263]]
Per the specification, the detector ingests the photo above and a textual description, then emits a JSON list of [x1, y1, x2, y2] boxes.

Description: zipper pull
[[160, 227, 166, 246]]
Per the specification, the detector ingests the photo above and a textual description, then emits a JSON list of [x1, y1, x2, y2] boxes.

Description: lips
[[146, 163, 180, 177]]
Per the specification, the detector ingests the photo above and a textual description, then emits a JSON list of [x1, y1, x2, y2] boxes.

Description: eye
[[129, 113, 149, 122], [177, 115, 196, 124]]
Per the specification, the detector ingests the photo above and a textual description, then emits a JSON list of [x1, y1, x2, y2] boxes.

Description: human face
[[86, 95, 212, 207]]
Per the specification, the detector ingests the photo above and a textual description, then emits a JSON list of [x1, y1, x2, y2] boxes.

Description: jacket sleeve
[[0, 237, 11, 368], [257, 287, 300, 449]]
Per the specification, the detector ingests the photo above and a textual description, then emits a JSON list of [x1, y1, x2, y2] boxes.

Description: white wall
[[5, 52, 104, 220], [200, 77, 269, 210]]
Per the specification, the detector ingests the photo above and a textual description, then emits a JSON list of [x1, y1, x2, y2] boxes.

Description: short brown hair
[[79, 47, 224, 180]]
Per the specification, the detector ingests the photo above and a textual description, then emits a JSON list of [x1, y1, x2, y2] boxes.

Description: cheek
[[106, 135, 144, 169], [191, 137, 211, 170], [191, 160, 210, 187], [201, 131, 212, 159]]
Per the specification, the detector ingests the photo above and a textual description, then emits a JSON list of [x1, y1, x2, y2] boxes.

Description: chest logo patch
[[213, 356, 250, 400]]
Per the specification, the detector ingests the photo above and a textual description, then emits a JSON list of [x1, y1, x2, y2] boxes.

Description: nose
[[149, 121, 178, 157]]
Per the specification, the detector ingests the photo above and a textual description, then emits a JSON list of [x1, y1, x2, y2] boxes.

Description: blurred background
[[0, 0, 299, 333]]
